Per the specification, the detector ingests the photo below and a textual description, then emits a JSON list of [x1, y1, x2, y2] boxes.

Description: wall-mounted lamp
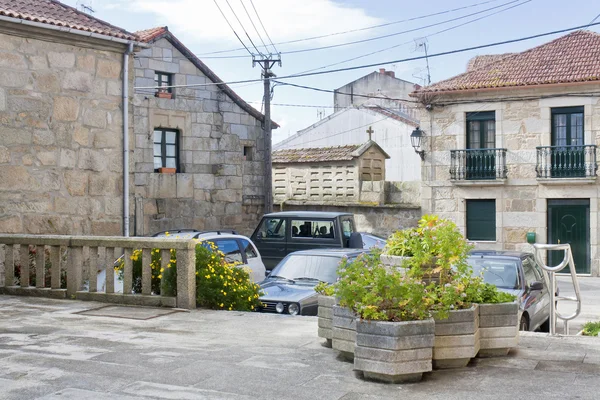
[[410, 126, 425, 160]]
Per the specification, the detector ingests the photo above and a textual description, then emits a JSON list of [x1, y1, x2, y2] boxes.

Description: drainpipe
[[123, 42, 134, 237]]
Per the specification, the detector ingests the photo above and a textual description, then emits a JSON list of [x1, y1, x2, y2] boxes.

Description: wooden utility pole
[[253, 55, 281, 214]]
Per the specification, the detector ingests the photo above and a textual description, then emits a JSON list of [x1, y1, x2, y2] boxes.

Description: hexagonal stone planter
[[332, 305, 356, 360], [354, 318, 435, 383], [317, 295, 335, 347], [433, 304, 480, 369], [478, 302, 519, 357]]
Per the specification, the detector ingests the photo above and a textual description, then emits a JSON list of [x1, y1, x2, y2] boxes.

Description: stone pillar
[[67, 247, 83, 297], [176, 246, 196, 310], [35, 245, 45, 288], [4, 244, 14, 287], [50, 246, 61, 289]]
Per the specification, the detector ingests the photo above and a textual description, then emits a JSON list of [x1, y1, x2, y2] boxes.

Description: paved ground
[[556, 276, 600, 334], [1, 296, 600, 399]]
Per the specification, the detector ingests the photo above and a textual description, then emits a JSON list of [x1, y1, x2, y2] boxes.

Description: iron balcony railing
[[536, 145, 597, 178], [450, 148, 507, 180]]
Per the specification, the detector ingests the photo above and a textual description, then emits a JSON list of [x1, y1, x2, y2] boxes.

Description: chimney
[[385, 71, 395, 78], [379, 68, 386, 74]]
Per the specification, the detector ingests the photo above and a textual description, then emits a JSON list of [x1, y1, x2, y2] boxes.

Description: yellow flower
[[205, 274, 210, 279], [158, 274, 162, 279], [160, 268, 164, 273], [223, 292, 227, 296], [165, 231, 170, 236], [228, 307, 232, 311], [220, 303, 224, 307]]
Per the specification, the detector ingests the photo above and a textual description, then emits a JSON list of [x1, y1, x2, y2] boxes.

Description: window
[[240, 239, 257, 259], [153, 129, 179, 171], [291, 219, 335, 239], [212, 239, 243, 264], [341, 217, 355, 240], [466, 111, 495, 149], [466, 199, 496, 241], [243, 146, 253, 161], [522, 259, 538, 287], [155, 71, 172, 94], [255, 218, 286, 240], [467, 256, 519, 289], [551, 106, 584, 147]]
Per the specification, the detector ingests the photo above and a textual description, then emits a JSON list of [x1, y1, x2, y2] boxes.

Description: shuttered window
[[466, 199, 496, 241]]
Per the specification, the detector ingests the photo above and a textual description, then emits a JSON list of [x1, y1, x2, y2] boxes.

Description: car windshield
[[467, 256, 520, 289], [269, 255, 346, 284]]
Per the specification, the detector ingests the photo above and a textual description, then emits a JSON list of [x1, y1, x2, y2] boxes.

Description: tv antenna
[[413, 37, 431, 85], [76, 0, 95, 15]]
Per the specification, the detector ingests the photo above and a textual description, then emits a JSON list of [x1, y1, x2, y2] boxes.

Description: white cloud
[[106, 0, 383, 49]]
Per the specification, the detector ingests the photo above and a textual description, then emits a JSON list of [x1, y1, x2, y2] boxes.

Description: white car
[[97, 229, 266, 292]]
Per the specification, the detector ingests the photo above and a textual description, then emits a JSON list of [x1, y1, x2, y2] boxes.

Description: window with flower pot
[[154, 71, 173, 98], [466, 199, 496, 241], [153, 128, 179, 173]]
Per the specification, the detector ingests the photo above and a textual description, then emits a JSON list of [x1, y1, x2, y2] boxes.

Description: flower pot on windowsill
[[158, 167, 176, 174], [155, 91, 172, 99]]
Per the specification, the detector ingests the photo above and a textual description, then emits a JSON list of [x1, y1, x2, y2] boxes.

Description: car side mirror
[[529, 281, 543, 291]]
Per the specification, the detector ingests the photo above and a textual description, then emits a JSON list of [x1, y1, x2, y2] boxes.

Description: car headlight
[[275, 302, 284, 313], [288, 303, 300, 316]]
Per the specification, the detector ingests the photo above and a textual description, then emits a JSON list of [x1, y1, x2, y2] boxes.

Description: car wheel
[[519, 314, 529, 331], [539, 318, 550, 333]]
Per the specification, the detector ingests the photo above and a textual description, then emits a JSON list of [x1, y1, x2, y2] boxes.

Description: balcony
[[450, 148, 507, 183], [536, 145, 597, 183]]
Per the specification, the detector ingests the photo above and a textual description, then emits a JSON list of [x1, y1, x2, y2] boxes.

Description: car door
[[250, 217, 287, 271], [529, 255, 551, 325], [239, 238, 266, 282], [521, 257, 546, 330]]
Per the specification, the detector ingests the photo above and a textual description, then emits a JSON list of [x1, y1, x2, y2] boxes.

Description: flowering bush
[[116, 248, 177, 295], [195, 241, 263, 311], [314, 282, 335, 296]]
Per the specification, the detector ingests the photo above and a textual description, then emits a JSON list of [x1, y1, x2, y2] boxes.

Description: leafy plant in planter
[[336, 250, 436, 383]]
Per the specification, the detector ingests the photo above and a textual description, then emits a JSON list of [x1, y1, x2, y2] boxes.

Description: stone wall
[[418, 85, 600, 275], [0, 28, 128, 235], [133, 38, 266, 236], [275, 202, 420, 238]]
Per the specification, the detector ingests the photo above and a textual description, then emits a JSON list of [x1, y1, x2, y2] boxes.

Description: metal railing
[[536, 145, 597, 178], [450, 148, 507, 180], [0, 235, 197, 309], [532, 243, 582, 335]]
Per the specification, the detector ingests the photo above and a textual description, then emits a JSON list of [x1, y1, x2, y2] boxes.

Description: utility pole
[[253, 55, 281, 214]]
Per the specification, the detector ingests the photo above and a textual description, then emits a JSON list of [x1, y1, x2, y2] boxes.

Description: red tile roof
[[273, 141, 389, 163], [0, 0, 136, 40], [414, 30, 600, 94], [466, 53, 515, 72], [134, 26, 278, 128]]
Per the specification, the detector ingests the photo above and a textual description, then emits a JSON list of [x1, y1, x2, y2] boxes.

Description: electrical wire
[[589, 12, 600, 25], [225, 0, 264, 56], [238, 0, 270, 55], [198, 0, 507, 56], [248, 0, 278, 54], [213, 0, 253, 56], [272, 81, 420, 103], [291, 0, 530, 76], [133, 21, 600, 90]]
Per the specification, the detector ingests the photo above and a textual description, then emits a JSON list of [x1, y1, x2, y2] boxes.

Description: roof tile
[[0, 0, 136, 40], [414, 30, 600, 94], [273, 144, 362, 163]]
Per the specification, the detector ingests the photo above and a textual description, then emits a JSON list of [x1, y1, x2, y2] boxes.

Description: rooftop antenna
[[413, 37, 431, 85], [76, 0, 95, 15]]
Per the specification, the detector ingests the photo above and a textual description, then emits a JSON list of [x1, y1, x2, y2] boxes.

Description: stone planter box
[[332, 305, 356, 360], [478, 302, 519, 357], [354, 318, 435, 383], [317, 295, 335, 347], [433, 304, 480, 369]]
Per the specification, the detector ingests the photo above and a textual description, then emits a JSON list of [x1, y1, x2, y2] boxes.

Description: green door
[[547, 199, 590, 274]]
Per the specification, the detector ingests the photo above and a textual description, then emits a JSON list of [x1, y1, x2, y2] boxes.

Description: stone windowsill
[[451, 179, 507, 186], [536, 177, 597, 185]]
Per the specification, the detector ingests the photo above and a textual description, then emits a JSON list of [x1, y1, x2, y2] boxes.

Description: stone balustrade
[[0, 234, 197, 309]]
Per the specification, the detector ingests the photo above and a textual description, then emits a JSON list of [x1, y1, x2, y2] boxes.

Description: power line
[[133, 21, 600, 90], [225, 0, 264, 56], [198, 0, 507, 56], [589, 12, 600, 25], [238, 0, 270, 55], [272, 81, 420, 103], [291, 0, 530, 76], [213, 0, 253, 56], [248, 0, 278, 54]]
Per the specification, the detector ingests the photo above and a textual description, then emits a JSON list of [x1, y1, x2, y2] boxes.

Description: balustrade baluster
[[4, 244, 14, 287], [142, 248, 152, 295], [35, 245, 45, 288], [89, 247, 98, 293], [105, 247, 115, 294], [123, 248, 133, 295]]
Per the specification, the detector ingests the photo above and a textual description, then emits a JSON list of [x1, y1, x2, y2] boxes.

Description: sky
[[64, 0, 599, 144]]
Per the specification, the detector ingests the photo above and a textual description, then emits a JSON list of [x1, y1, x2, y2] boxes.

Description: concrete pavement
[[556, 275, 600, 334], [1, 295, 600, 399]]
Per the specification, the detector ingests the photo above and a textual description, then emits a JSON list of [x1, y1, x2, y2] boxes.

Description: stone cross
[[366, 126, 374, 141]]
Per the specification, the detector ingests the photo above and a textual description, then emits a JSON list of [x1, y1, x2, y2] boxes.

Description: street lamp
[[411, 126, 425, 160]]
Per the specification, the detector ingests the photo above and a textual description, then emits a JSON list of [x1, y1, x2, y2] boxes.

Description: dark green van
[[250, 211, 359, 271]]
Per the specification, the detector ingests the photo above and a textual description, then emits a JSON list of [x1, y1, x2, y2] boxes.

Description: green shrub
[[195, 241, 263, 311], [314, 282, 334, 296], [475, 282, 517, 304], [582, 321, 600, 336]]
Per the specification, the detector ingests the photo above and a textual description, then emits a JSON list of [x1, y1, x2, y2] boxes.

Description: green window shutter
[[466, 200, 496, 241]]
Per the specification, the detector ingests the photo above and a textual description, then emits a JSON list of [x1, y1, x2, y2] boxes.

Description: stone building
[[411, 30, 600, 276], [0, 0, 139, 235], [132, 27, 275, 235], [272, 141, 390, 205]]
